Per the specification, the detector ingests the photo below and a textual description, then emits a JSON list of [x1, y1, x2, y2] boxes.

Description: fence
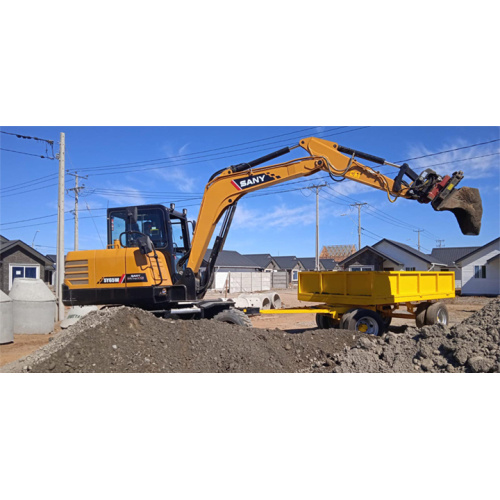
[[212, 271, 288, 293]]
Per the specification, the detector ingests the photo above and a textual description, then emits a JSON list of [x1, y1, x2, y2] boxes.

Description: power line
[[0, 173, 58, 193], [74, 126, 369, 175], [0, 147, 54, 159], [0, 182, 59, 197], [80, 125, 332, 170], [395, 139, 500, 163], [0, 130, 54, 144]]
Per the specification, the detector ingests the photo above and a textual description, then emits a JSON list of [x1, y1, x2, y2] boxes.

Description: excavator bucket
[[433, 187, 483, 235]]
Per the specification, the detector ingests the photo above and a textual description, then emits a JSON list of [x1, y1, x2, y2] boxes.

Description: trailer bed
[[297, 271, 455, 306]]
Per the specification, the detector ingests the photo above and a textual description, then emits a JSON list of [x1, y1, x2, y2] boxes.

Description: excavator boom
[[185, 137, 482, 281]]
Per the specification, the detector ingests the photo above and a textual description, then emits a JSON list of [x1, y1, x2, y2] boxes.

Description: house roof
[[244, 253, 275, 268], [430, 247, 481, 267], [298, 257, 320, 271], [0, 239, 53, 266], [320, 258, 338, 270], [46, 254, 57, 263], [455, 237, 500, 264], [320, 244, 357, 261], [339, 245, 403, 266], [203, 250, 263, 270], [487, 253, 500, 264], [374, 239, 444, 265], [273, 256, 301, 270], [0, 235, 9, 244]]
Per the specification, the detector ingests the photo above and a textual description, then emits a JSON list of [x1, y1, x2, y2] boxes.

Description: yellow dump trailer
[[261, 271, 455, 335], [298, 271, 455, 305]]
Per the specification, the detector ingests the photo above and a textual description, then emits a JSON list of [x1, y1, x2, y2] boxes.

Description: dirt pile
[[14, 307, 361, 373], [4, 298, 498, 373], [327, 298, 500, 373]]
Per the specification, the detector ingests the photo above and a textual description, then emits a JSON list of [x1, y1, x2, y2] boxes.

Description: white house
[[455, 237, 500, 296], [372, 239, 445, 271], [430, 246, 480, 289]]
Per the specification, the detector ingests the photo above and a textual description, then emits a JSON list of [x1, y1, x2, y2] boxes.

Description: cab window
[[109, 207, 167, 249]]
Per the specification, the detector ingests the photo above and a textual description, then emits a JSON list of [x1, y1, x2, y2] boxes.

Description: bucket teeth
[[433, 187, 483, 235]]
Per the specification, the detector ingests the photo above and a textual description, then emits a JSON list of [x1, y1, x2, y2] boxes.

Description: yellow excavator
[[62, 137, 483, 325]]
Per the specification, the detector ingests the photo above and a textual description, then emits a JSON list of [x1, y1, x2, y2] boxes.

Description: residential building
[[202, 250, 263, 273], [272, 256, 305, 284], [319, 244, 357, 261], [372, 239, 445, 271], [0, 236, 55, 293], [320, 258, 339, 271], [297, 258, 326, 271], [430, 246, 480, 289], [339, 245, 403, 271], [243, 253, 280, 272], [455, 237, 499, 296]]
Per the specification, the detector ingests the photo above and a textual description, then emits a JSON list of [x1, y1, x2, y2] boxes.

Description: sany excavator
[[62, 137, 483, 325]]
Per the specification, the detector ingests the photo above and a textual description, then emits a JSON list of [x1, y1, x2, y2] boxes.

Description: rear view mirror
[[137, 235, 153, 255]]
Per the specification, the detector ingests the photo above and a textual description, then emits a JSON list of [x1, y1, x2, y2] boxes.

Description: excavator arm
[[181, 137, 482, 295]]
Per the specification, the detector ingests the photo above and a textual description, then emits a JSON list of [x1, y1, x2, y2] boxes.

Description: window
[[109, 207, 167, 249], [474, 265, 486, 279], [292, 270, 299, 281], [350, 265, 374, 272], [9, 264, 40, 290], [405, 267, 416, 271]]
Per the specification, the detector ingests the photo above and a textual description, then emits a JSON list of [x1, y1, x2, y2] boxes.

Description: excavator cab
[[107, 204, 192, 273]]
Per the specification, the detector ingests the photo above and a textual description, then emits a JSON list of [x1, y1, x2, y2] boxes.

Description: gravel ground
[[325, 298, 500, 373], [2, 298, 498, 373]]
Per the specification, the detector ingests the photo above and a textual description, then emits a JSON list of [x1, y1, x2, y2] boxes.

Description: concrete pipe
[[236, 294, 271, 310], [0, 290, 14, 344], [267, 292, 282, 309], [9, 278, 56, 334]]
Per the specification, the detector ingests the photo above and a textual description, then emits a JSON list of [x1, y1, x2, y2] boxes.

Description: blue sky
[[1, 126, 498, 258]]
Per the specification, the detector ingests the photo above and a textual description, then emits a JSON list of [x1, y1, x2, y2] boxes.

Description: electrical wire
[[0, 147, 54, 159], [79, 125, 334, 170], [75, 126, 369, 175], [395, 139, 500, 163]]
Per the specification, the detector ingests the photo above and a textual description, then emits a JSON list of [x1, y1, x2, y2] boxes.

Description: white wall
[[460, 242, 500, 295], [212, 272, 271, 293], [373, 241, 429, 271]]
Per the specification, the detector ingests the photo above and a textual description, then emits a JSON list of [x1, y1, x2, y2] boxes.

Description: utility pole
[[350, 203, 367, 250], [67, 172, 87, 251], [414, 229, 423, 252], [309, 183, 327, 271], [56, 132, 65, 321], [436, 239, 445, 248]]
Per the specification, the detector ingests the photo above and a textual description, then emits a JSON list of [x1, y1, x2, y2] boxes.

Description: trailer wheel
[[381, 315, 392, 332], [341, 308, 384, 336], [415, 303, 429, 328], [213, 308, 252, 327], [425, 302, 449, 326], [315, 313, 339, 329]]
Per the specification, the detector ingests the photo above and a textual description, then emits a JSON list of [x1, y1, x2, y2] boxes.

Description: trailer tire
[[425, 302, 449, 326], [415, 303, 429, 328], [213, 308, 252, 327], [341, 308, 384, 336], [316, 313, 339, 329], [381, 315, 392, 332]]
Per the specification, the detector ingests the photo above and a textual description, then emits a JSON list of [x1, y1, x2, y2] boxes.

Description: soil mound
[[327, 298, 500, 373], [4, 298, 498, 373], [15, 307, 361, 373]]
